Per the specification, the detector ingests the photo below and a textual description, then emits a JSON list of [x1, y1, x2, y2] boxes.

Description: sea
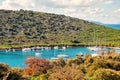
[[0, 47, 120, 68], [104, 24, 120, 30], [0, 47, 94, 68]]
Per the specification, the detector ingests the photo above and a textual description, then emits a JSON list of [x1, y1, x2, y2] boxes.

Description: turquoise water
[[105, 24, 120, 30], [0, 47, 120, 68], [0, 47, 94, 68]]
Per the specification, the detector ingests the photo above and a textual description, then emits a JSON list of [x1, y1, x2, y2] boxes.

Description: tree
[[24, 57, 52, 76]]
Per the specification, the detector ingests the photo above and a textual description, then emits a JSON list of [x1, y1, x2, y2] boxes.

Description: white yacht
[[22, 48, 31, 52], [57, 54, 68, 58], [87, 46, 100, 51], [35, 52, 42, 57], [12, 49, 15, 52], [35, 46, 41, 50], [62, 46, 66, 50], [91, 53, 99, 57], [45, 47, 51, 50], [54, 46, 58, 49], [51, 57, 59, 60]]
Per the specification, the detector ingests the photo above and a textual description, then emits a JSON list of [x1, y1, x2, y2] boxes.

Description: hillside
[[0, 9, 120, 49]]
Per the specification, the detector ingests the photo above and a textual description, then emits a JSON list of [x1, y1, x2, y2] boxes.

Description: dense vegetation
[[0, 9, 120, 49], [0, 51, 120, 80]]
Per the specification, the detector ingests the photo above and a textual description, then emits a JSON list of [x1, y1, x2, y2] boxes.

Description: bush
[[66, 57, 83, 67], [24, 57, 52, 76], [7, 68, 25, 80], [112, 54, 120, 61], [48, 67, 84, 80], [94, 68, 120, 80], [0, 64, 10, 79], [50, 58, 65, 67], [84, 54, 93, 64], [31, 74, 48, 80]]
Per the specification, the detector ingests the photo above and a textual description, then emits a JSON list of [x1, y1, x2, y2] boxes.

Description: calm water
[[0, 47, 120, 68], [105, 24, 120, 30]]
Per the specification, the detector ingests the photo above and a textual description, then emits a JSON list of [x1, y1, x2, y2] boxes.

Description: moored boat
[[57, 54, 68, 58], [22, 48, 31, 52]]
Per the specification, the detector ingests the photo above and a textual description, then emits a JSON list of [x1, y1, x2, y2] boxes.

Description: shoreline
[[0, 44, 88, 50], [0, 44, 120, 50], [108, 47, 120, 50]]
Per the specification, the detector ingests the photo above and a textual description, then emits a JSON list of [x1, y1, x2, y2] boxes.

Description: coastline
[[0, 43, 120, 50], [108, 47, 120, 50], [0, 43, 88, 50]]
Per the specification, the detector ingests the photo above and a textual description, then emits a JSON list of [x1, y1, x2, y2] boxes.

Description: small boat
[[5, 50, 8, 53], [62, 46, 66, 50], [5, 49, 11, 52], [54, 46, 58, 49], [44, 47, 51, 50], [91, 53, 98, 57], [35, 52, 42, 57], [35, 46, 41, 50], [87, 46, 100, 51], [51, 57, 59, 60], [31, 47, 36, 50], [22, 48, 31, 52], [57, 54, 68, 58], [12, 49, 15, 52]]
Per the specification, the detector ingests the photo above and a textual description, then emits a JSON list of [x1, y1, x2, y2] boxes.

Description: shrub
[[24, 57, 52, 76], [94, 68, 120, 80], [66, 57, 83, 67], [31, 74, 48, 80], [7, 68, 25, 80], [84, 54, 93, 64], [50, 58, 65, 67], [85, 58, 120, 78], [0, 64, 10, 79], [48, 67, 84, 80], [112, 54, 120, 61]]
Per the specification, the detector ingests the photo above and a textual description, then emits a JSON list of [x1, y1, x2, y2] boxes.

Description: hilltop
[[0, 9, 120, 49]]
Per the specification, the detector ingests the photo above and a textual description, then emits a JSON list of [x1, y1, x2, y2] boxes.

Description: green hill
[[0, 9, 120, 49]]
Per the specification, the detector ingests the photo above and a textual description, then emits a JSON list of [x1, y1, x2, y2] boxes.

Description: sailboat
[[51, 46, 59, 60], [87, 29, 101, 52]]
